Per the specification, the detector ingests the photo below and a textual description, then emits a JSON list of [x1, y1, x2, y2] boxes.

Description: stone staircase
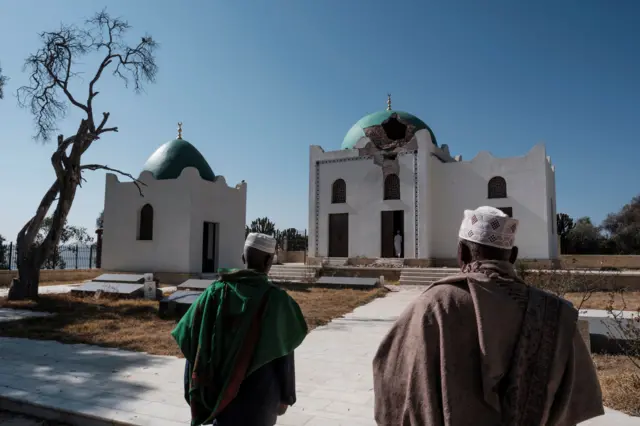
[[322, 257, 349, 267], [269, 264, 318, 282], [399, 267, 459, 286]]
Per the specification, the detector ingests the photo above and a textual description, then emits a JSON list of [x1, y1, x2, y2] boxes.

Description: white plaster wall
[[307, 128, 555, 260], [415, 131, 440, 258], [308, 129, 442, 259], [430, 144, 553, 259], [188, 171, 246, 271], [545, 157, 559, 259], [311, 151, 417, 258], [102, 168, 246, 274], [102, 171, 192, 273]]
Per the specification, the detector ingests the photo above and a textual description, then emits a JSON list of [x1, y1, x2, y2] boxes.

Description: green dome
[[341, 110, 437, 149], [142, 138, 215, 182]]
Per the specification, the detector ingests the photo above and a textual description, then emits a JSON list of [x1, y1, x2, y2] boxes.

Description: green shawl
[[171, 269, 308, 426]]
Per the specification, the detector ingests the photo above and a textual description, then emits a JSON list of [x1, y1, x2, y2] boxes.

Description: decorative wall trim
[[318, 155, 372, 165], [314, 161, 320, 255], [413, 150, 419, 257]]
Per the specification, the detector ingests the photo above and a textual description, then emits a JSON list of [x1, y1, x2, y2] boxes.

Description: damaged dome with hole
[[341, 110, 438, 150]]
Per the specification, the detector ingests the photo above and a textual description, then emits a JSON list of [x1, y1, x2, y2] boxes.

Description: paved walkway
[[0, 287, 637, 425], [0, 283, 81, 298]]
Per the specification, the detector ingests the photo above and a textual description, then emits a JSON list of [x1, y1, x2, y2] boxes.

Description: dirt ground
[[592, 354, 640, 416], [0, 287, 386, 357]]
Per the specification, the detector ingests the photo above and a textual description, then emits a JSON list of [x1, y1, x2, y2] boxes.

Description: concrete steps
[[322, 257, 349, 267], [269, 264, 318, 282], [399, 268, 459, 286]]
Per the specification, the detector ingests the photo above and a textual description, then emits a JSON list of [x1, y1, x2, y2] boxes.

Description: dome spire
[[177, 122, 183, 139], [386, 94, 392, 111]]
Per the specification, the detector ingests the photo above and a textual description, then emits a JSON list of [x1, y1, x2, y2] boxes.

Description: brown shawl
[[372, 261, 604, 426]]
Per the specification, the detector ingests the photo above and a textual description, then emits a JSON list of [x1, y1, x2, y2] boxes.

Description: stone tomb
[[158, 290, 203, 318], [71, 273, 147, 298], [315, 276, 379, 288], [177, 278, 218, 291], [158, 278, 218, 318], [580, 309, 640, 354]]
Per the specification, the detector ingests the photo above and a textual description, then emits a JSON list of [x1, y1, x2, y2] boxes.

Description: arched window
[[139, 204, 154, 241], [384, 174, 401, 200], [488, 176, 507, 199], [331, 179, 346, 204]]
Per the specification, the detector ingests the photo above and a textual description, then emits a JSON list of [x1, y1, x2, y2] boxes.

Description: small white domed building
[[101, 125, 247, 274], [308, 97, 559, 263]]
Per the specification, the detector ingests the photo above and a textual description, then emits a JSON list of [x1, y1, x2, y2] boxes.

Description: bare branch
[[0, 62, 8, 100], [17, 10, 158, 141], [80, 163, 145, 196]]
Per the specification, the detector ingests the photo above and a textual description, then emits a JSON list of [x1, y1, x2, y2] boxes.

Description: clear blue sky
[[0, 0, 638, 240]]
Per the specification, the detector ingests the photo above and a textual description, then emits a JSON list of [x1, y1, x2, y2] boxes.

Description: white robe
[[394, 235, 403, 257]]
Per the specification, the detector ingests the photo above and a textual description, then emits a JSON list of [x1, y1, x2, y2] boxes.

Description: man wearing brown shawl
[[373, 206, 604, 426]]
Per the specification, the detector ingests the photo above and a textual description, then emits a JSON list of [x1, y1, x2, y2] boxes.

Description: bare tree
[[0, 62, 7, 99], [8, 10, 158, 300]]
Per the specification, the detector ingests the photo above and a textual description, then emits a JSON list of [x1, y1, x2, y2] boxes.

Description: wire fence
[[0, 243, 98, 270]]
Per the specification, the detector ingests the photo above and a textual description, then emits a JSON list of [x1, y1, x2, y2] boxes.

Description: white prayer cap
[[458, 206, 519, 250], [244, 232, 276, 254]]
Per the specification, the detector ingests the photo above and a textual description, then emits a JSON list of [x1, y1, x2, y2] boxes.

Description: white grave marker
[[143, 273, 156, 300]]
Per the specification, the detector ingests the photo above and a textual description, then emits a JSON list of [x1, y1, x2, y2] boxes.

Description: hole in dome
[[381, 116, 407, 141]]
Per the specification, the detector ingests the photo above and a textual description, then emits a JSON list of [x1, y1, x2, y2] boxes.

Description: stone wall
[[0, 269, 102, 287], [0, 269, 205, 287], [560, 255, 640, 270], [321, 267, 402, 282], [309, 255, 640, 270], [277, 250, 306, 264]]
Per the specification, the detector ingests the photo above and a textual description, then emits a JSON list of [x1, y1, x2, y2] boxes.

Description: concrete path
[[0, 286, 636, 425], [0, 284, 81, 298], [0, 309, 53, 323], [0, 283, 176, 305]]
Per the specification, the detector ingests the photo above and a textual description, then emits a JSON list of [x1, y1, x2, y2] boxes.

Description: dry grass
[[565, 291, 640, 311], [593, 354, 640, 416], [0, 287, 386, 357], [38, 280, 86, 287]]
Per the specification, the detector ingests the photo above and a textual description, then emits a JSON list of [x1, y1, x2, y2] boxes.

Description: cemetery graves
[[315, 276, 379, 288], [71, 273, 158, 298]]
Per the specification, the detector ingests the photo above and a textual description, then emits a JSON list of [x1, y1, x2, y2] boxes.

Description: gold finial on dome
[[177, 122, 183, 139], [386, 94, 392, 111]]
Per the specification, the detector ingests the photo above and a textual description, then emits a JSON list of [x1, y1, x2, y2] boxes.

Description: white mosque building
[[308, 96, 559, 263], [101, 124, 247, 274]]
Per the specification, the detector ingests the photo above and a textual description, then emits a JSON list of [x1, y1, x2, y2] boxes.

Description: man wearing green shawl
[[172, 233, 308, 426]]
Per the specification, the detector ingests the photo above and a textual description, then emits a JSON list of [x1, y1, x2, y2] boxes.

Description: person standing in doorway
[[394, 230, 403, 258], [172, 233, 308, 426]]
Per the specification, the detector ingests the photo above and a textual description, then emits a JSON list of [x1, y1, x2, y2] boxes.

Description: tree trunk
[[8, 249, 41, 300], [8, 176, 77, 301]]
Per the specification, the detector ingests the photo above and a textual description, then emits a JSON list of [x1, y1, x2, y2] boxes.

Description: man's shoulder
[[412, 278, 474, 314], [528, 285, 579, 314]]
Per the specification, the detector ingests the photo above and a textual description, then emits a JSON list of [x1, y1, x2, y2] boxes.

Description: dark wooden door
[[328, 213, 349, 257], [202, 222, 217, 273], [381, 211, 395, 257]]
